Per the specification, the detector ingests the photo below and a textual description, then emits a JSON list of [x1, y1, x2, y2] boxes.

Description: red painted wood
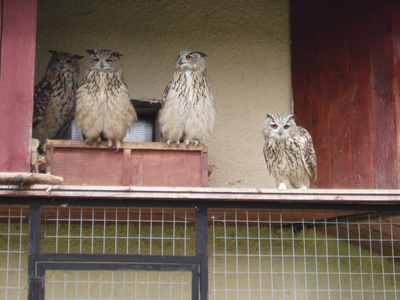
[[0, 0, 37, 172], [291, 0, 400, 189], [328, 0, 353, 188], [290, 0, 312, 130], [347, 0, 375, 188], [46, 141, 209, 187], [370, 0, 397, 189], [308, 0, 332, 188], [392, 0, 400, 188]]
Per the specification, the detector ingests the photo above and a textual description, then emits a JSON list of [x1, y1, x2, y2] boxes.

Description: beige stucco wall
[[35, 0, 292, 188]]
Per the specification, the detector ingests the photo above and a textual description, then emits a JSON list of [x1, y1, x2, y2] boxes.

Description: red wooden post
[[391, 0, 400, 188], [327, 0, 354, 189], [291, 0, 312, 130], [308, 0, 332, 188], [348, 0, 375, 188], [370, 0, 397, 189], [0, 0, 37, 172]]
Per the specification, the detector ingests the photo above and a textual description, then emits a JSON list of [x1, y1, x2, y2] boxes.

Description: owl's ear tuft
[[266, 114, 273, 119], [196, 51, 207, 58], [111, 52, 122, 58], [73, 55, 84, 60], [86, 49, 96, 55], [289, 114, 298, 122], [49, 50, 57, 55]]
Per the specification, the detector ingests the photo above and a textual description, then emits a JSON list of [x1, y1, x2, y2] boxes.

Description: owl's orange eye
[[93, 58, 99, 62], [66, 60, 73, 65], [106, 58, 113, 63], [55, 58, 60, 63], [186, 55, 193, 60], [284, 125, 290, 130], [271, 124, 278, 129]]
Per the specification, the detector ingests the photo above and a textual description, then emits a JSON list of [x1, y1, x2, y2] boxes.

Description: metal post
[[196, 206, 208, 300], [28, 204, 42, 300]]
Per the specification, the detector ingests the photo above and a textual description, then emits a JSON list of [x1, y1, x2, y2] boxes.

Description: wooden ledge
[[1, 185, 400, 205], [46, 140, 207, 152]]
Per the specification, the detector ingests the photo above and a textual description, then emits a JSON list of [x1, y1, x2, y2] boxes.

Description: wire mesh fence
[[41, 207, 196, 256], [0, 204, 399, 299], [0, 205, 28, 300], [44, 270, 192, 300], [209, 208, 400, 299]]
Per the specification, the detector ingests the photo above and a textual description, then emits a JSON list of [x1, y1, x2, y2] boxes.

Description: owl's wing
[[32, 78, 53, 127], [299, 127, 317, 186], [161, 80, 173, 103]]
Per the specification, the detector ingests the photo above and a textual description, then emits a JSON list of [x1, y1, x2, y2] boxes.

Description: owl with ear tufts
[[32, 50, 83, 151], [262, 113, 317, 189], [75, 49, 137, 150], [159, 49, 216, 146]]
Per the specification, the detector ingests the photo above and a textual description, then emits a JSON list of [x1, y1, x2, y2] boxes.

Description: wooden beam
[[370, 0, 397, 188], [308, 0, 332, 188], [328, 0, 353, 188], [0, 0, 37, 172], [0, 172, 63, 186], [1, 185, 400, 205], [291, 0, 312, 129], [391, 0, 400, 188], [348, 0, 375, 188]]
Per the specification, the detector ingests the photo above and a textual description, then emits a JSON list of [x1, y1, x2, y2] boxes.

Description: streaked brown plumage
[[159, 49, 216, 146], [262, 113, 317, 189], [75, 49, 137, 150], [32, 50, 83, 151]]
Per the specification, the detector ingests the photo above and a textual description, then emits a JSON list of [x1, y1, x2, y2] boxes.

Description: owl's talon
[[278, 182, 287, 189], [166, 140, 172, 147], [193, 140, 199, 147], [114, 140, 121, 152], [85, 139, 94, 145], [176, 141, 181, 146]]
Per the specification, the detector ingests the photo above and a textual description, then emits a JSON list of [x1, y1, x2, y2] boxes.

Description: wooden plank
[[46, 140, 206, 151], [370, 0, 397, 188], [46, 141, 208, 187], [308, 0, 332, 188], [347, 0, 375, 188], [49, 148, 124, 186], [290, 0, 312, 129], [122, 149, 131, 186], [130, 150, 203, 187], [2, 185, 400, 205], [391, 0, 400, 188], [0, 172, 63, 185], [0, 0, 37, 172], [328, 0, 353, 188]]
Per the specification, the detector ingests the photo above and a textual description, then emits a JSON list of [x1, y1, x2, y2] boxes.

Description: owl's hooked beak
[[278, 128, 284, 136], [99, 61, 104, 69]]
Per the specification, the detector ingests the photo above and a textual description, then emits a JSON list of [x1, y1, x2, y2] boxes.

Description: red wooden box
[[45, 140, 210, 187]]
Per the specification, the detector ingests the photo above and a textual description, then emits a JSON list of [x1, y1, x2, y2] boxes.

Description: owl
[[32, 50, 83, 151], [75, 49, 137, 150], [262, 113, 317, 189], [159, 49, 216, 146]]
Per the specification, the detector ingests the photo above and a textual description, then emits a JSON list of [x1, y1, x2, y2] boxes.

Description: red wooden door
[[291, 0, 400, 189]]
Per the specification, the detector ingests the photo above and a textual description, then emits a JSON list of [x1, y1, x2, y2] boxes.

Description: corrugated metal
[[65, 119, 154, 142]]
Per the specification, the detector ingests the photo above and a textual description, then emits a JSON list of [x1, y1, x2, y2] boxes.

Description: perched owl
[[159, 49, 216, 146], [32, 50, 83, 151], [75, 49, 137, 150], [262, 113, 317, 189]]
